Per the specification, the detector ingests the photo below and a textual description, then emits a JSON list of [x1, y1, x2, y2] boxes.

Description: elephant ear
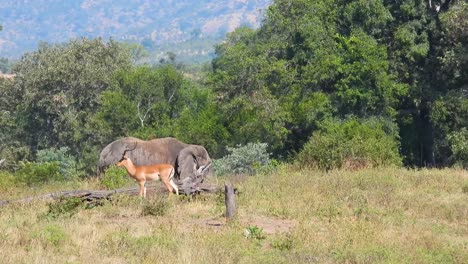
[[98, 137, 140, 173], [176, 145, 212, 194]]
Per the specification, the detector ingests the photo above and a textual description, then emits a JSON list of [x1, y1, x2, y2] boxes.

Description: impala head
[[115, 141, 137, 167]]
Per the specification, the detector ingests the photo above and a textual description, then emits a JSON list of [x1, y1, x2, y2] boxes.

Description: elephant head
[[98, 137, 212, 194]]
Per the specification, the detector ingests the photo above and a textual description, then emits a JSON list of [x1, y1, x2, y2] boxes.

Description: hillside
[[0, 0, 271, 62]]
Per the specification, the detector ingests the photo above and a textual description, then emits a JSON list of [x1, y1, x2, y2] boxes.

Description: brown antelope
[[115, 143, 179, 198]]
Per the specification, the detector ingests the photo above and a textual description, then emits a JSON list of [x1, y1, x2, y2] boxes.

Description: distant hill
[[0, 0, 270, 63]]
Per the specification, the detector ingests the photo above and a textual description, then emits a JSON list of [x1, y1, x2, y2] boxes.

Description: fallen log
[[0, 183, 221, 207]]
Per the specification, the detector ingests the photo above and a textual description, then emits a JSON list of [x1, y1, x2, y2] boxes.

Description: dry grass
[[0, 167, 467, 263]]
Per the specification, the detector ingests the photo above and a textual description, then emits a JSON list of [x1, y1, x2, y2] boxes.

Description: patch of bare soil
[[243, 215, 297, 234]]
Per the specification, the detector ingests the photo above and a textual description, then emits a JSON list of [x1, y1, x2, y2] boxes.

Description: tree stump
[[224, 183, 236, 220]]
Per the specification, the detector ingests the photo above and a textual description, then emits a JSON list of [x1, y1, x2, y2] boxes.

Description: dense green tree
[[210, 27, 290, 153], [8, 38, 132, 169], [0, 78, 31, 168], [378, 0, 466, 166], [93, 65, 182, 139], [210, 0, 406, 157], [93, 64, 228, 157], [161, 86, 230, 157]]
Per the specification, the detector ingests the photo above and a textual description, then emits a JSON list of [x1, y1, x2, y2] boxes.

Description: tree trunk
[[0, 183, 221, 207], [420, 107, 435, 167]]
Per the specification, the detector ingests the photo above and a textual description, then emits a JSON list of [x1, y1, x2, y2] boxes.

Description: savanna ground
[[0, 167, 467, 264]]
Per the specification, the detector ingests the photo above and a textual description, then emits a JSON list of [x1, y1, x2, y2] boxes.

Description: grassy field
[[0, 167, 467, 263]]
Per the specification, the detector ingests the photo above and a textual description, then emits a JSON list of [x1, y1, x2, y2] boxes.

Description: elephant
[[98, 137, 212, 194]]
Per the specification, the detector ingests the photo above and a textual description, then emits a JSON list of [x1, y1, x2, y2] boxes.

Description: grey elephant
[[98, 137, 212, 194]]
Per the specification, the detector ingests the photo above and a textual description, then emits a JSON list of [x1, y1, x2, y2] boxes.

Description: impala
[[115, 143, 179, 198]]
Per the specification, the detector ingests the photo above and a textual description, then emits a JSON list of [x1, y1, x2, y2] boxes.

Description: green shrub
[[296, 118, 402, 170], [36, 147, 80, 179], [271, 235, 294, 251], [243, 225, 266, 240], [214, 142, 276, 176], [448, 128, 468, 168], [16, 147, 81, 186], [16, 161, 61, 186], [141, 198, 169, 217], [100, 165, 133, 190]]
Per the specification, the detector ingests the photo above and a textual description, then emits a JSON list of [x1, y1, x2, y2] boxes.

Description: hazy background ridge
[[0, 0, 270, 62]]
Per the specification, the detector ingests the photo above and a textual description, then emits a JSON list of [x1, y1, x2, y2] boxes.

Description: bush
[[141, 198, 170, 217], [100, 165, 133, 190], [36, 147, 80, 179], [243, 225, 266, 240], [296, 118, 402, 170], [16, 147, 82, 185], [214, 142, 275, 176], [16, 161, 61, 186], [448, 128, 468, 168]]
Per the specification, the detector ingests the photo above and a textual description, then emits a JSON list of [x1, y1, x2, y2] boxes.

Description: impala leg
[[170, 179, 179, 195], [162, 178, 174, 195], [138, 181, 145, 198]]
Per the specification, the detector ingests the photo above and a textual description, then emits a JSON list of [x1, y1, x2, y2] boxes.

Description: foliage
[[36, 147, 80, 180], [14, 147, 82, 185], [448, 128, 468, 168], [244, 225, 266, 240], [100, 165, 133, 190], [214, 142, 274, 176], [93, 65, 229, 157], [209, 0, 406, 158], [9, 38, 131, 172], [0, 78, 32, 169], [16, 161, 60, 186], [42, 196, 84, 220], [159, 86, 230, 156], [271, 235, 294, 251], [93, 65, 185, 140], [431, 93, 468, 166], [297, 118, 402, 170]]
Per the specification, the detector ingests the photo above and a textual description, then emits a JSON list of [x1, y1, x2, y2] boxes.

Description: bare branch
[[167, 88, 176, 104], [136, 99, 153, 127]]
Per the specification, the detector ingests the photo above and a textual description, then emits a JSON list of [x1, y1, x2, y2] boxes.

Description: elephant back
[[98, 137, 187, 173]]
